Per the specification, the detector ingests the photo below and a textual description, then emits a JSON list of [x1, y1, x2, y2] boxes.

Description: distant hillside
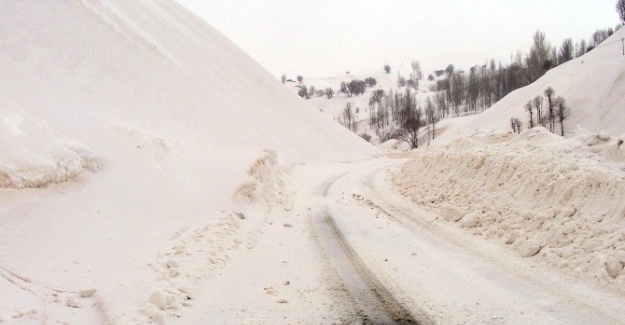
[[437, 27, 625, 143], [290, 28, 625, 148]]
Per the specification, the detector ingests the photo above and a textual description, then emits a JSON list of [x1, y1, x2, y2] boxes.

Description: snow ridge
[[394, 127, 625, 288]]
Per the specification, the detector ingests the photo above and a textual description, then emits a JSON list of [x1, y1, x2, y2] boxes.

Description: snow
[[2, 0, 625, 323], [0, 109, 98, 188], [393, 127, 625, 288], [436, 28, 625, 143], [0, 0, 376, 324]]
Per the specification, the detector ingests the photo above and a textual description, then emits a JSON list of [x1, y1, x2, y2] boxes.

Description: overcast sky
[[177, 1, 621, 79]]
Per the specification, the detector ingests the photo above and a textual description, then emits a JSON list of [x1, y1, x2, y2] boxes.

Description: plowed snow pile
[[393, 127, 625, 287]]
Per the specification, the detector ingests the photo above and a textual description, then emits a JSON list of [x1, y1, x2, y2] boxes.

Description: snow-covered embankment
[[393, 127, 625, 288]]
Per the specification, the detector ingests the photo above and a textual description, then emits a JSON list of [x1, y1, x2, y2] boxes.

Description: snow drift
[[0, 0, 376, 323], [0, 108, 98, 188]]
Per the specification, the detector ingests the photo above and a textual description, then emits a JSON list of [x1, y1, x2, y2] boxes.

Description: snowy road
[[310, 169, 420, 324], [302, 158, 625, 324]]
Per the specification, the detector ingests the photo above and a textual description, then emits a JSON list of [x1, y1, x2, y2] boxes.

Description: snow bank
[[393, 127, 625, 288], [0, 111, 97, 188]]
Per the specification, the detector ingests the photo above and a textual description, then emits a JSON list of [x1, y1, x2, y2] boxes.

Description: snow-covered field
[[1, 0, 625, 324]]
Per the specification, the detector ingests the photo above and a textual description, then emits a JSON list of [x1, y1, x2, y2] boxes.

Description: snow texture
[[0, 110, 98, 188], [394, 127, 625, 288]]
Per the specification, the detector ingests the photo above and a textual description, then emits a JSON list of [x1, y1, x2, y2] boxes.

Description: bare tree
[[410, 60, 422, 90], [435, 91, 449, 118], [556, 97, 571, 136], [576, 39, 587, 57], [325, 87, 335, 99], [425, 97, 439, 140], [510, 117, 523, 134], [297, 85, 308, 99], [398, 114, 423, 149], [527, 30, 552, 82], [399, 88, 417, 126], [558, 38, 574, 64], [411, 60, 423, 80], [342, 102, 354, 131], [467, 66, 480, 112], [533, 96, 545, 127], [450, 71, 466, 115], [348, 80, 366, 96], [397, 74, 406, 87], [525, 100, 535, 128], [544, 87, 556, 133], [618, 0, 625, 23], [369, 89, 385, 105], [591, 29, 610, 47]]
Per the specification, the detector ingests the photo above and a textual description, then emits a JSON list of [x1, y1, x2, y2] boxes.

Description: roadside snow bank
[[393, 127, 625, 287], [0, 112, 98, 188]]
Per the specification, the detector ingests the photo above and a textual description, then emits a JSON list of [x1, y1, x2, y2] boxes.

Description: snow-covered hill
[[292, 28, 625, 149], [0, 1, 376, 323], [437, 27, 625, 143]]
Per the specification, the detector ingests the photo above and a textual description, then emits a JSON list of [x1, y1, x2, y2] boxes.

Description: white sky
[[176, 0, 621, 79]]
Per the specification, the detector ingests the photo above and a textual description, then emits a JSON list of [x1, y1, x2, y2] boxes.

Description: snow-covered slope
[[0, 1, 376, 323], [437, 27, 625, 143]]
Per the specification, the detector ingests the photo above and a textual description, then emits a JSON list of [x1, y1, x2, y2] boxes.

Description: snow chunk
[[147, 290, 179, 311], [516, 239, 542, 258], [459, 213, 479, 228], [441, 204, 463, 222], [603, 255, 624, 279], [79, 289, 97, 298]]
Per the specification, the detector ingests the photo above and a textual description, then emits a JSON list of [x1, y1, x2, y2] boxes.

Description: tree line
[[281, 3, 623, 149], [511, 87, 570, 136]]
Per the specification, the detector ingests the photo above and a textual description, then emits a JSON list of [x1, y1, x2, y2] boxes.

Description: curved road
[[297, 158, 625, 324]]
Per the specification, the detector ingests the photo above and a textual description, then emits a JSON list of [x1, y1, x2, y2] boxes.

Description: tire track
[[321, 209, 418, 324], [310, 163, 422, 324]]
